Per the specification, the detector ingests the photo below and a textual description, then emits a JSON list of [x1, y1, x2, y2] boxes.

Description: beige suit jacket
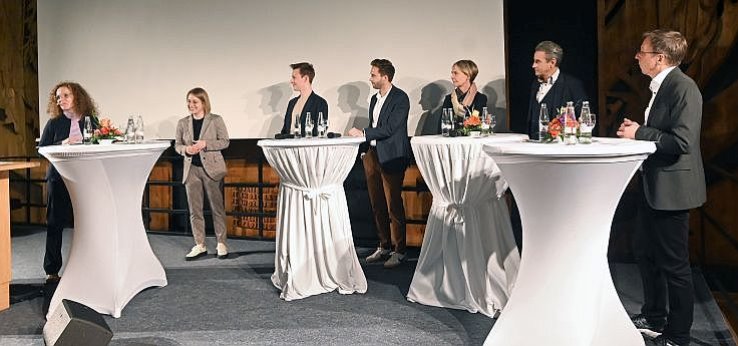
[[175, 113, 230, 182]]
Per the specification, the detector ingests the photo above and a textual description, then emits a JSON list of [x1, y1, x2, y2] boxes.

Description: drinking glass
[[481, 107, 491, 136], [489, 114, 497, 134]]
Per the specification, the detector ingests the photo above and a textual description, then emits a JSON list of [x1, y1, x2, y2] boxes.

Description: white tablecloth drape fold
[[260, 139, 367, 301], [407, 135, 523, 317]]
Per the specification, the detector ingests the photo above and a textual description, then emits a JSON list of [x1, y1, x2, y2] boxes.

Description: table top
[[38, 141, 170, 154], [258, 136, 365, 148], [483, 137, 656, 158], [0, 161, 39, 172], [411, 133, 527, 145]]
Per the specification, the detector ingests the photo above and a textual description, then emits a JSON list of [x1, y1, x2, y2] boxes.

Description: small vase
[[98, 139, 115, 145], [469, 130, 481, 137]]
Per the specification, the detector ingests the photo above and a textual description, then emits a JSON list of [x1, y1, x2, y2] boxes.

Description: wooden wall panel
[[599, 0, 738, 264], [0, 0, 38, 158]]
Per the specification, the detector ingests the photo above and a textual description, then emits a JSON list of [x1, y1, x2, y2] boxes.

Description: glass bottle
[[538, 103, 549, 142], [83, 116, 92, 144], [564, 101, 577, 145], [293, 113, 301, 138]]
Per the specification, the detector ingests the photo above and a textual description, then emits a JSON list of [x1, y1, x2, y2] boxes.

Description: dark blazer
[[439, 92, 488, 133], [280, 91, 329, 137], [527, 71, 587, 139], [635, 68, 705, 210], [364, 86, 411, 171], [39, 115, 99, 181]]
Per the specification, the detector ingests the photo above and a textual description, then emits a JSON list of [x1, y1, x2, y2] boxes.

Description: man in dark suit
[[349, 59, 410, 269], [618, 30, 705, 346], [527, 40, 587, 139], [281, 62, 328, 137]]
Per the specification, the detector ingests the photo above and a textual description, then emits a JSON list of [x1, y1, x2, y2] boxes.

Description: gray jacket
[[635, 68, 706, 210], [175, 113, 230, 182]]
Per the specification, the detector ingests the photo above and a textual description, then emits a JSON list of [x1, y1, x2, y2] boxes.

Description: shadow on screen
[[337, 82, 370, 133], [258, 83, 293, 137], [415, 80, 452, 136], [482, 79, 508, 132]]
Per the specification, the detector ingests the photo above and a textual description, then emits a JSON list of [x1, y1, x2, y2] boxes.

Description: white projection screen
[[38, 0, 506, 139]]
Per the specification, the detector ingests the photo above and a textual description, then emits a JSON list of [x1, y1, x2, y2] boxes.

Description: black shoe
[[631, 314, 666, 332], [650, 334, 688, 346]]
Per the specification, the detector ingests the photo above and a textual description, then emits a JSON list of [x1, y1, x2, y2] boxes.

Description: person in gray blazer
[[175, 87, 231, 260], [618, 30, 705, 346]]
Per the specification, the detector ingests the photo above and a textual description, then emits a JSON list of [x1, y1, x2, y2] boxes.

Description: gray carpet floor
[[0, 227, 734, 345]]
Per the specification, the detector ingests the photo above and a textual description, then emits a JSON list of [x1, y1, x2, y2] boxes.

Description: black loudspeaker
[[43, 299, 113, 346]]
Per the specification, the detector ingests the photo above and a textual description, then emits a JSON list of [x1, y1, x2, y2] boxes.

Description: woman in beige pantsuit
[[174, 87, 230, 260]]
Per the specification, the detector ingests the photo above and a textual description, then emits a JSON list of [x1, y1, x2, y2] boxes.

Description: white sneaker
[[365, 247, 391, 263], [185, 244, 207, 261], [216, 243, 228, 259], [383, 252, 406, 269]]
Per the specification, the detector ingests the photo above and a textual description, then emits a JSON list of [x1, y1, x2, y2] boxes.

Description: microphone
[[327, 132, 341, 138], [274, 133, 295, 139]]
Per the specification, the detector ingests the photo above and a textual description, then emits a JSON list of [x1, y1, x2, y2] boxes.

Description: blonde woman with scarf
[[440, 60, 488, 128]]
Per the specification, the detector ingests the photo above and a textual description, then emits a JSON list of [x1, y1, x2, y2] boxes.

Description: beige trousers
[[185, 165, 227, 245]]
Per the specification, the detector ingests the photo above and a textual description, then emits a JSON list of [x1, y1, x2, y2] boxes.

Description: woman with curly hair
[[38, 81, 99, 283]]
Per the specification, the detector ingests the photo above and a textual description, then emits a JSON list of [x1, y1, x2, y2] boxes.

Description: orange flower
[[463, 115, 481, 127]]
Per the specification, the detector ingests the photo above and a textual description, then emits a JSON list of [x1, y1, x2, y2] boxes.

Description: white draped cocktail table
[[38, 142, 170, 318], [482, 137, 655, 346], [258, 137, 367, 301], [407, 134, 525, 317]]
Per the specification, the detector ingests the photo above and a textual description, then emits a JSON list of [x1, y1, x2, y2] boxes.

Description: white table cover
[[407, 134, 525, 317], [258, 137, 367, 300], [482, 137, 656, 346], [38, 141, 170, 318]]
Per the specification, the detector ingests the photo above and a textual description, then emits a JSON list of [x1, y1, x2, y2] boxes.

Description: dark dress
[[38, 115, 98, 275]]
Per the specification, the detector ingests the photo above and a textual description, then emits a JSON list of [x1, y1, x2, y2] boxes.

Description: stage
[[0, 227, 733, 345]]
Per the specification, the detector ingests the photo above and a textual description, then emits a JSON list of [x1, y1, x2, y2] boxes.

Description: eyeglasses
[[636, 50, 661, 56]]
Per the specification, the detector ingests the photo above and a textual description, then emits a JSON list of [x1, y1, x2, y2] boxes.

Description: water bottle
[[83, 116, 92, 144], [564, 101, 577, 145], [317, 111, 326, 138], [293, 113, 301, 138], [538, 103, 549, 141], [304, 112, 313, 138], [481, 107, 490, 136], [124, 115, 135, 143], [579, 101, 592, 144], [134, 115, 144, 143]]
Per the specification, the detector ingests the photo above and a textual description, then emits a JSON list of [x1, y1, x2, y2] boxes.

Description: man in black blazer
[[281, 62, 328, 137], [349, 59, 410, 269], [618, 30, 705, 346], [527, 40, 587, 139]]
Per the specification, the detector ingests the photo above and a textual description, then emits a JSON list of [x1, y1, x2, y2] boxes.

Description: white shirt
[[644, 66, 676, 125], [536, 68, 560, 103], [369, 85, 392, 146]]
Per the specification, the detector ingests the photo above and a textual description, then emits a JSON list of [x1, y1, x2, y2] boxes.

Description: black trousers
[[634, 189, 693, 345], [44, 179, 73, 276]]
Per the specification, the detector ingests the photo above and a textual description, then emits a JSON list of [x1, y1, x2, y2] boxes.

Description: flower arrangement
[[542, 107, 579, 142], [461, 110, 482, 136], [93, 118, 123, 143]]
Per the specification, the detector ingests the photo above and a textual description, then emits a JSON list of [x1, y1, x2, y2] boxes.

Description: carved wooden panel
[[599, 0, 738, 265], [0, 0, 38, 158]]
